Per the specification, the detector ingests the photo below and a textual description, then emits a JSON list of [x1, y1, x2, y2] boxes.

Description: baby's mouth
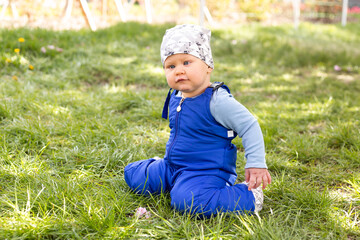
[[176, 78, 188, 83]]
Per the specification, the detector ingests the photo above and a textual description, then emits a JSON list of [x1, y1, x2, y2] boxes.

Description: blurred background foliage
[[1, 0, 359, 30]]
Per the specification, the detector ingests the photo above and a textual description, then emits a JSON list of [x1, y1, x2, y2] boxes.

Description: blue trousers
[[124, 158, 256, 217]]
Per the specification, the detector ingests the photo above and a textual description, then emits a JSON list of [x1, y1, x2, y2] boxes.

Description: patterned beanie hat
[[160, 24, 214, 69]]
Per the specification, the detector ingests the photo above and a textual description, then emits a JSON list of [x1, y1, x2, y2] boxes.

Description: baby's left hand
[[245, 168, 271, 190]]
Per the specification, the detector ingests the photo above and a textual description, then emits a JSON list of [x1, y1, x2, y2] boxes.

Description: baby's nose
[[175, 66, 185, 74]]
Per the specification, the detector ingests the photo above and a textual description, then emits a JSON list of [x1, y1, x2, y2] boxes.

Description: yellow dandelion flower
[[14, 48, 20, 53], [5, 58, 11, 63], [18, 37, 25, 42], [29, 65, 34, 70], [12, 76, 18, 81]]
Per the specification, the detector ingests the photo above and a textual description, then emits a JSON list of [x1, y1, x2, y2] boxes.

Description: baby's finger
[[267, 171, 272, 184], [262, 176, 269, 189], [248, 178, 257, 191], [251, 179, 258, 190]]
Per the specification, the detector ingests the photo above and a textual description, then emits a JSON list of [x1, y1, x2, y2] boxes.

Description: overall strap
[[209, 82, 230, 94], [162, 88, 173, 120]]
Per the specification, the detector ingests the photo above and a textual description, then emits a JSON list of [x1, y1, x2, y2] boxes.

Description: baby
[[124, 24, 271, 217]]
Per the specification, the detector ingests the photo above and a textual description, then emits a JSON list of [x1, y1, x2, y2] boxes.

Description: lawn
[[0, 22, 359, 239]]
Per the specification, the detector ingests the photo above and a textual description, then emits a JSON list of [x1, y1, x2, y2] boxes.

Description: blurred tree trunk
[[63, 0, 73, 18]]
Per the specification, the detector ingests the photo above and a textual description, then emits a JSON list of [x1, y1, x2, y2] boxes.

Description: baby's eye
[[168, 65, 175, 69], [184, 61, 190, 65]]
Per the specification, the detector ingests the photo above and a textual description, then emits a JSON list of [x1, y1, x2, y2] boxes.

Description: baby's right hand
[[245, 168, 271, 190]]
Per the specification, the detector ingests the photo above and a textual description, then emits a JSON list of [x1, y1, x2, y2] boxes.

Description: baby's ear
[[207, 66, 213, 73]]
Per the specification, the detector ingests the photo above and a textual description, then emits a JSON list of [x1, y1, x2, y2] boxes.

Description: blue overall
[[124, 84, 255, 217]]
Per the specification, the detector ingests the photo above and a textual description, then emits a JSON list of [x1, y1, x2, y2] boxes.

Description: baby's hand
[[245, 168, 271, 190]]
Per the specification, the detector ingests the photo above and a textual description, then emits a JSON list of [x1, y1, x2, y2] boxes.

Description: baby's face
[[164, 54, 212, 98]]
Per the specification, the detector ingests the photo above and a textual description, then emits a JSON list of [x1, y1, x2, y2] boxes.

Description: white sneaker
[[251, 186, 264, 212], [242, 182, 264, 212]]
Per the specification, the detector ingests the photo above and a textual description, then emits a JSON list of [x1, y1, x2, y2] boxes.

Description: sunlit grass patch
[[326, 122, 360, 150], [329, 180, 360, 236]]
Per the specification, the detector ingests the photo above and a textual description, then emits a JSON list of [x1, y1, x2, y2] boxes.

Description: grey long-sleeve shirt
[[210, 88, 267, 169]]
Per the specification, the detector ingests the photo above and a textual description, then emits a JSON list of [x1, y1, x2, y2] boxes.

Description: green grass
[[0, 21, 359, 239]]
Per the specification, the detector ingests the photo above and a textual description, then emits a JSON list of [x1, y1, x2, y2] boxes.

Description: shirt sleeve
[[210, 88, 267, 169]]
